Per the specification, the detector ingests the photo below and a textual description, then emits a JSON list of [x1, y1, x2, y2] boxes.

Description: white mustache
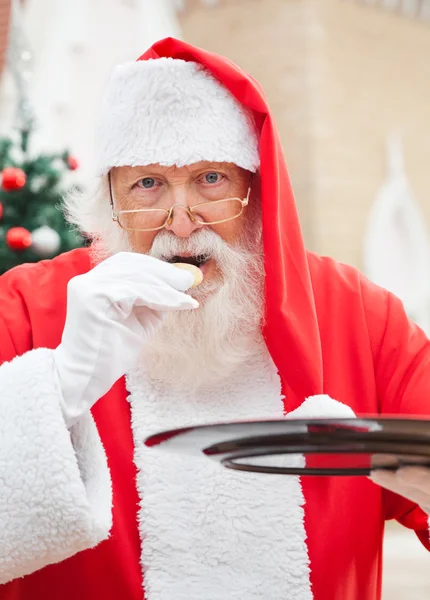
[[148, 229, 231, 262]]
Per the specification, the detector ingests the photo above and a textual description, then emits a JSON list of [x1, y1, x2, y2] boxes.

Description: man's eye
[[138, 177, 156, 189], [204, 172, 222, 184]]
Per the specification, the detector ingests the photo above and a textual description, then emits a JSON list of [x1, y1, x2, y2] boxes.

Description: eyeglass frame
[[108, 170, 253, 233]]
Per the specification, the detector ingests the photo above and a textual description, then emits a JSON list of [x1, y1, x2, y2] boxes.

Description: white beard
[[142, 226, 265, 392]]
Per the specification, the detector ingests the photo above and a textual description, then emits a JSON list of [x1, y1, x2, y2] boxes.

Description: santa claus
[[0, 38, 429, 600]]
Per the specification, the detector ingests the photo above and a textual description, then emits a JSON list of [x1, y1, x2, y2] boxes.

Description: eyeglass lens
[[118, 198, 243, 231]]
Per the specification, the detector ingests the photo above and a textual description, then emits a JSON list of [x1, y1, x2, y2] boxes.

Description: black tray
[[144, 417, 430, 476]]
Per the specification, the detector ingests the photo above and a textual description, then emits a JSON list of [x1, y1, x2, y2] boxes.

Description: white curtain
[[364, 136, 430, 334], [0, 0, 182, 180]]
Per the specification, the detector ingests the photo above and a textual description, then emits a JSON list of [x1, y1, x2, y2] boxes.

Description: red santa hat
[[95, 57, 260, 175], [134, 38, 324, 409]]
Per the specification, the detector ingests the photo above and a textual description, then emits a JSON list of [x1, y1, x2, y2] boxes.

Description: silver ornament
[[31, 225, 61, 257]]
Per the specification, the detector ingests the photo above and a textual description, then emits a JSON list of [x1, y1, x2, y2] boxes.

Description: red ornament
[[6, 227, 32, 251], [0, 201, 3, 221], [67, 156, 79, 171], [1, 167, 26, 191]]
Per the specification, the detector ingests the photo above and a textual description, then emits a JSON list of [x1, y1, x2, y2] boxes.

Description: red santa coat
[[0, 37, 429, 600]]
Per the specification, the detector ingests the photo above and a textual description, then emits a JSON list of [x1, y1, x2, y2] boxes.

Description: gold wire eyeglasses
[[108, 172, 252, 233]]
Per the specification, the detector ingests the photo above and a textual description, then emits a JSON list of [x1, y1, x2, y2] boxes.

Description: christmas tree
[[0, 126, 85, 274], [0, 0, 85, 275]]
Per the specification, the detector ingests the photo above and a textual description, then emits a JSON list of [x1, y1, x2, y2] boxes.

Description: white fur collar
[[126, 340, 312, 600]]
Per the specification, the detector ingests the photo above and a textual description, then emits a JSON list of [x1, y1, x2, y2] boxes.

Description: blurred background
[[0, 0, 429, 596]]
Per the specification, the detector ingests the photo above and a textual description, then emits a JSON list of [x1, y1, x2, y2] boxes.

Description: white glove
[[53, 252, 198, 427]]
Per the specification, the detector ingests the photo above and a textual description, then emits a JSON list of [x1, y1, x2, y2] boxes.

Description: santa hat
[[95, 57, 260, 175]]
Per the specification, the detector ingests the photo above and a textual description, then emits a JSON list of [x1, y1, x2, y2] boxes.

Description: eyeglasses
[[108, 172, 252, 233]]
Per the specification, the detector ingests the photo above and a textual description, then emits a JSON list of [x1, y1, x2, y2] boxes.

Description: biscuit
[[173, 263, 204, 287]]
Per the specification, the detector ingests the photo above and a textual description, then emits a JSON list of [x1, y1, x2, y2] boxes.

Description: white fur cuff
[[287, 394, 357, 419], [0, 349, 112, 584]]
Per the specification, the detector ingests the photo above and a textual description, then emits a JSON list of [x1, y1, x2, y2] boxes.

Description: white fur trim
[[95, 58, 260, 175], [0, 349, 112, 584], [288, 394, 357, 419], [127, 340, 312, 600]]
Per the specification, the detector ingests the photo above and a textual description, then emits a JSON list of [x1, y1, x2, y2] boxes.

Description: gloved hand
[[370, 467, 430, 515], [53, 252, 198, 427]]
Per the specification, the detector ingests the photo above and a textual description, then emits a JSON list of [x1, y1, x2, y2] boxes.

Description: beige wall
[[179, 0, 430, 268], [310, 0, 430, 267]]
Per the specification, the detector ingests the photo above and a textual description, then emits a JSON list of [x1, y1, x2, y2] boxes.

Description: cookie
[[173, 263, 204, 287]]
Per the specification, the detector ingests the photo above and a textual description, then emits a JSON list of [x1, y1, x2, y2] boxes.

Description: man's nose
[[164, 187, 203, 238]]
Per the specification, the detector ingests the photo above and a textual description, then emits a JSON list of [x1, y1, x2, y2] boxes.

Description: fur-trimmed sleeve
[[0, 348, 112, 584], [364, 287, 430, 549]]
